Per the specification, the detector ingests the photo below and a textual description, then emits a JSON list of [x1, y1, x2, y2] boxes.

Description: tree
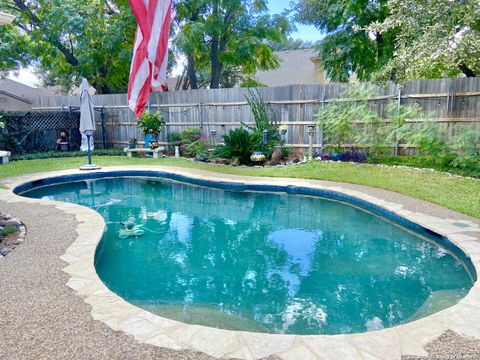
[[267, 37, 314, 51], [295, 0, 396, 82], [368, 0, 480, 83], [173, 0, 290, 89], [0, 0, 136, 94]]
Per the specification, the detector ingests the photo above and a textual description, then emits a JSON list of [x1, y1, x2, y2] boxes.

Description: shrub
[[244, 90, 288, 159], [11, 148, 124, 161], [1, 226, 19, 237], [317, 86, 379, 153], [137, 111, 165, 135], [180, 128, 202, 157], [405, 119, 452, 165], [448, 125, 480, 169], [214, 128, 260, 164]]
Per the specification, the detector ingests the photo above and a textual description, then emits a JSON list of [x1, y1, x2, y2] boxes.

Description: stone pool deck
[[1, 166, 480, 360]]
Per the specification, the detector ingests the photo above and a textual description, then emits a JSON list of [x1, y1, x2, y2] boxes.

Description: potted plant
[[128, 137, 137, 149], [137, 110, 165, 149]]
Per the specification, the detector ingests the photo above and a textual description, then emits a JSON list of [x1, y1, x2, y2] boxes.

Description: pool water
[[22, 177, 474, 335]]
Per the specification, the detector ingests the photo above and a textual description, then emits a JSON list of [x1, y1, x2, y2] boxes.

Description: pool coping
[[1, 166, 480, 360]]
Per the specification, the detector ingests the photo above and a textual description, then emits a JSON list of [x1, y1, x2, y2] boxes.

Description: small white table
[[123, 147, 166, 159], [0, 150, 11, 165]]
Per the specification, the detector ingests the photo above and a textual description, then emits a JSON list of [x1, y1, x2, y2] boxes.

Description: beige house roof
[[0, 79, 63, 111], [254, 49, 329, 87]]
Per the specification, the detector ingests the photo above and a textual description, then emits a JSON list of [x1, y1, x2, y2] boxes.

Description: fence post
[[100, 107, 107, 149], [394, 89, 401, 156]]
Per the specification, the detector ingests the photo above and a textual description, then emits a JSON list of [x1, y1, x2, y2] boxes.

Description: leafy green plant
[[317, 86, 381, 153], [244, 90, 288, 159], [384, 102, 423, 153], [1, 226, 19, 237], [405, 119, 452, 165], [137, 111, 165, 135], [214, 128, 260, 164], [448, 125, 480, 169], [179, 128, 202, 157]]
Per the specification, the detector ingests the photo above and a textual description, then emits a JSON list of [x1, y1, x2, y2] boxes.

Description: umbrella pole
[[80, 133, 101, 171], [87, 134, 92, 165]]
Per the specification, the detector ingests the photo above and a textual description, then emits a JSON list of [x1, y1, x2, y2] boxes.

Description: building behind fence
[[5, 77, 480, 155]]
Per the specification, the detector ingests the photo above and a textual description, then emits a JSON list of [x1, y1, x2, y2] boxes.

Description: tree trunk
[[210, 37, 221, 88], [459, 64, 477, 77], [186, 53, 198, 89]]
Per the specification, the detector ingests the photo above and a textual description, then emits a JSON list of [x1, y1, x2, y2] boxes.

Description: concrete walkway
[[0, 201, 214, 360]]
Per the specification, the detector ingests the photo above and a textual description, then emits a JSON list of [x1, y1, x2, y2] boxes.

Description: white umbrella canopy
[[79, 78, 100, 171], [79, 78, 96, 134]]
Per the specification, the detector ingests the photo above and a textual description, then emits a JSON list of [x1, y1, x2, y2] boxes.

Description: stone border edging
[[1, 166, 480, 360]]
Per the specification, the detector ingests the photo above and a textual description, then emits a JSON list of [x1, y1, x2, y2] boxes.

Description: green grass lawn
[[1, 156, 479, 218]]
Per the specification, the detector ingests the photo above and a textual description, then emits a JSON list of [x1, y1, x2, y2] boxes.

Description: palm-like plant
[[214, 128, 260, 164]]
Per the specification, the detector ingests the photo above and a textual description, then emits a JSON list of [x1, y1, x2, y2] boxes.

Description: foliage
[[167, 132, 183, 144], [1, 225, 19, 237], [180, 128, 202, 144], [295, 0, 395, 82], [0, 0, 136, 93], [448, 125, 480, 170], [10, 148, 124, 161], [367, 155, 480, 179], [317, 86, 383, 153], [173, 0, 290, 89], [268, 37, 314, 51], [369, 0, 480, 83], [383, 102, 422, 148], [404, 119, 452, 165], [128, 137, 137, 144], [244, 90, 289, 158], [321, 151, 368, 163], [137, 111, 165, 135], [179, 128, 204, 157], [214, 128, 260, 164]]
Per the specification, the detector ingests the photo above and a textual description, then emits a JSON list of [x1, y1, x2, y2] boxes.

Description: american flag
[[127, 0, 172, 118]]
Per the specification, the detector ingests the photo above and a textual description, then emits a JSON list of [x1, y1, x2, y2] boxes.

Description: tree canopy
[[295, 0, 396, 83], [0, 0, 290, 92], [368, 0, 480, 83], [0, 0, 136, 94], [173, 0, 290, 89]]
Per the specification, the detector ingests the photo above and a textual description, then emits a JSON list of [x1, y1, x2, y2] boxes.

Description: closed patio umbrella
[[79, 78, 101, 171]]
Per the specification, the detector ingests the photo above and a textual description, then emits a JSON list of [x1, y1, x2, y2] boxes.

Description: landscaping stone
[[0, 218, 22, 227], [215, 158, 230, 165], [1, 247, 10, 256], [270, 149, 283, 166]]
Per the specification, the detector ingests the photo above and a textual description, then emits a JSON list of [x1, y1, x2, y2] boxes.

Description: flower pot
[[128, 143, 136, 149], [332, 152, 344, 161]]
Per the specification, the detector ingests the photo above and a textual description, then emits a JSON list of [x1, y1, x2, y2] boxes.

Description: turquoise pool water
[[21, 176, 474, 335]]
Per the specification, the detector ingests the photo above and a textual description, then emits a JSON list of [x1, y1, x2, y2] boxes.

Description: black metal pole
[[87, 134, 92, 165]]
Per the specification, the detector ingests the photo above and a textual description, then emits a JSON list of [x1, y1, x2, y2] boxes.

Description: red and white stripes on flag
[[127, 0, 172, 118]]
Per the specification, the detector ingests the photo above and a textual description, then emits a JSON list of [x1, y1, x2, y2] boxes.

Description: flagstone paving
[[1, 166, 479, 359]]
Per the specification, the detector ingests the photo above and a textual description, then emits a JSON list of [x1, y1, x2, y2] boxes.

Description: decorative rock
[[3, 214, 12, 220], [0, 226, 4, 232], [215, 158, 230, 165], [270, 149, 283, 166], [0, 218, 22, 227], [14, 238, 23, 245], [1, 247, 10, 256]]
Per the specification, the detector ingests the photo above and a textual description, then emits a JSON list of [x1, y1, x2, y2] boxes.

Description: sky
[[9, 0, 323, 88], [268, 0, 323, 42]]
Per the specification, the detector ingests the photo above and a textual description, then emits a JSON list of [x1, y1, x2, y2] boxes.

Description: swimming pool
[[18, 173, 475, 336]]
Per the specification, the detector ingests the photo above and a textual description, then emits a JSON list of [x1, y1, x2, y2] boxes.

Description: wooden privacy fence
[[31, 77, 480, 154]]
